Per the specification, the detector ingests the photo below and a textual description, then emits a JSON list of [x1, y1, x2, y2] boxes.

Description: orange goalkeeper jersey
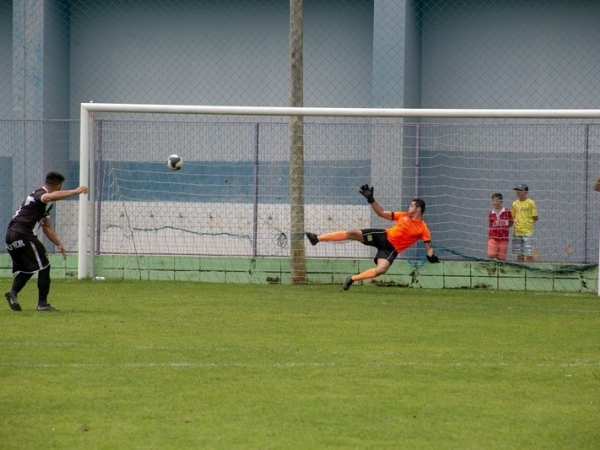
[[386, 211, 432, 253]]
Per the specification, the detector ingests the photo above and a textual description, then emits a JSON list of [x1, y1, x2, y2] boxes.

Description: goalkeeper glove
[[427, 254, 440, 263], [359, 184, 375, 203]]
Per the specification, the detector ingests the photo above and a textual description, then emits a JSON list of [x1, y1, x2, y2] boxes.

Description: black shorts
[[5, 228, 50, 275], [361, 229, 398, 265]]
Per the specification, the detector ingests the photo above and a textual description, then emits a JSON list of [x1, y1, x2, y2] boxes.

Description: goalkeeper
[[305, 184, 440, 290]]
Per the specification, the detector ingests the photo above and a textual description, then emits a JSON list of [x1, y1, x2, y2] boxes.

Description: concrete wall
[[1, 1, 599, 116], [420, 0, 600, 109], [0, 0, 11, 115], [0, 253, 595, 293]]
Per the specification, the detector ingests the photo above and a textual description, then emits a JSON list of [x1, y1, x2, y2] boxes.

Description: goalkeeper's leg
[[352, 259, 391, 281], [343, 260, 392, 290], [305, 230, 365, 246]]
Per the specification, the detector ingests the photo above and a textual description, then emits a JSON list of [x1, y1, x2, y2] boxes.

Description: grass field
[[1, 279, 599, 449]]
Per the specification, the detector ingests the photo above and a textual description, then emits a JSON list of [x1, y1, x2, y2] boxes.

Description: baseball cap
[[513, 183, 529, 191]]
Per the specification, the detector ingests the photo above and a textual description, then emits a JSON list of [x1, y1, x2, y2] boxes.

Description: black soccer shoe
[[37, 304, 59, 312], [4, 291, 21, 312], [342, 277, 354, 291], [306, 232, 319, 246]]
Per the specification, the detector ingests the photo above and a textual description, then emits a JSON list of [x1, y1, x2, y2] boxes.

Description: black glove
[[359, 184, 375, 203], [427, 254, 440, 263]]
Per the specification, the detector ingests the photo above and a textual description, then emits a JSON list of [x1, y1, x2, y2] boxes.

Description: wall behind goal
[[1, 1, 600, 284], [3, 1, 600, 121]]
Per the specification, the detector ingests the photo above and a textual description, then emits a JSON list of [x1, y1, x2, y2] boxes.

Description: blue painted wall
[[420, 0, 600, 109], [0, 0, 10, 116]]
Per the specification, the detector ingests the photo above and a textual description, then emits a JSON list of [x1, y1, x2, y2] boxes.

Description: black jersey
[[8, 187, 53, 236]]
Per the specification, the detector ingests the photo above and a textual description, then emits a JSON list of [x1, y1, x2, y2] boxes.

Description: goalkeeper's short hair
[[413, 198, 426, 214]]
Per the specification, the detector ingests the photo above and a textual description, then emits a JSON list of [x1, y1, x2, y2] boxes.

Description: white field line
[[1, 360, 599, 368], [4, 344, 599, 368]]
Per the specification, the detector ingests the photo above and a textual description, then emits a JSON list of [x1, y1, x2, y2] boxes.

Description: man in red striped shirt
[[487, 193, 513, 261]]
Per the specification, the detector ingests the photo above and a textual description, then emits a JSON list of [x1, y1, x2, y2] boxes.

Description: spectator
[[511, 184, 538, 263], [488, 193, 513, 260]]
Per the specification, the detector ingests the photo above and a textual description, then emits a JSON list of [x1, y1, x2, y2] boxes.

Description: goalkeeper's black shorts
[[361, 229, 398, 265]]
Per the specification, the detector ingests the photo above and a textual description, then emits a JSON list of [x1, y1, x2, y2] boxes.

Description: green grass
[[1, 279, 599, 449]]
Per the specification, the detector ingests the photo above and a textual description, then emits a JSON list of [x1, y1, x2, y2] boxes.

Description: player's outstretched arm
[[359, 184, 375, 203], [424, 241, 440, 263], [43, 186, 89, 202], [359, 184, 393, 220]]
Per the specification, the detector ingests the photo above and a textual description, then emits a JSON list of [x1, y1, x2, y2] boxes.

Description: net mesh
[[80, 112, 600, 272]]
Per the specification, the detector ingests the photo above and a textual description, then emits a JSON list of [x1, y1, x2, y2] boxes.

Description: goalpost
[[77, 103, 600, 291]]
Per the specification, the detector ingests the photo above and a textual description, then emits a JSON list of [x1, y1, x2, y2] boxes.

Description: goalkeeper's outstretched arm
[[359, 184, 395, 220], [424, 241, 440, 263]]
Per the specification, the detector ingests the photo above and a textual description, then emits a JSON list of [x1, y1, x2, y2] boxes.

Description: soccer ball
[[167, 154, 183, 171]]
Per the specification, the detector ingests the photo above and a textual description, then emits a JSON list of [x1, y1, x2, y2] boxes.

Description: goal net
[[76, 104, 600, 285]]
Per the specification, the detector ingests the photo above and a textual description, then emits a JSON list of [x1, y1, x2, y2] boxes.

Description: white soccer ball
[[167, 154, 183, 171]]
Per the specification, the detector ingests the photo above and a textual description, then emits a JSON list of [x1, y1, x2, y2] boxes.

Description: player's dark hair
[[45, 171, 65, 187], [413, 198, 426, 214], [492, 193, 503, 200]]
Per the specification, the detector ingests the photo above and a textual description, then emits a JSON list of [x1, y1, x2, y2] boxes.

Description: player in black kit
[[4, 172, 88, 311]]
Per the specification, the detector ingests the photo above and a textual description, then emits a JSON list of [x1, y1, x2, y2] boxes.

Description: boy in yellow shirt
[[511, 184, 538, 262]]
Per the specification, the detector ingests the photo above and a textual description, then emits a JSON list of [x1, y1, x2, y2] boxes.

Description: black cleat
[[37, 304, 59, 312], [4, 291, 21, 311], [306, 232, 319, 246], [342, 277, 354, 291]]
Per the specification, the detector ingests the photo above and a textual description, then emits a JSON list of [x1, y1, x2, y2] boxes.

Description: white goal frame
[[78, 103, 600, 292]]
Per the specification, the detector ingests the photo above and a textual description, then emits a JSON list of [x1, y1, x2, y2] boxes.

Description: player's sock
[[351, 268, 378, 281], [37, 266, 51, 306], [12, 272, 33, 294], [317, 231, 347, 242]]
